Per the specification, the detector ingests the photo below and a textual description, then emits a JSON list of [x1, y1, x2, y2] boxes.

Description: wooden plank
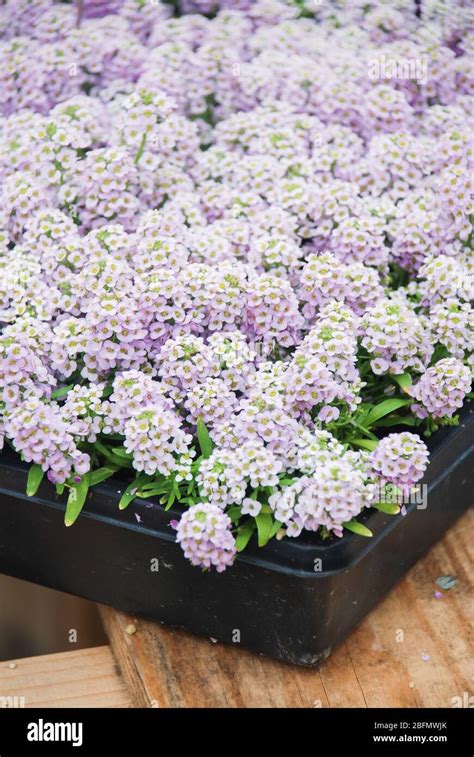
[[344, 509, 474, 709], [0, 646, 132, 708], [100, 509, 473, 708]]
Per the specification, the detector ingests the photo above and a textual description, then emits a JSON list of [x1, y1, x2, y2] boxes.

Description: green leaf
[[118, 491, 138, 511], [119, 487, 138, 510], [65, 474, 90, 527], [51, 384, 73, 400], [235, 520, 256, 552], [165, 490, 176, 510], [111, 446, 134, 460], [269, 519, 283, 538], [227, 505, 242, 524], [140, 477, 166, 491], [118, 474, 149, 511], [350, 438, 379, 451], [392, 373, 413, 393], [173, 479, 181, 500], [136, 486, 170, 499], [26, 464, 45, 497], [93, 441, 133, 468], [196, 417, 213, 459], [255, 512, 274, 547], [431, 344, 450, 364], [364, 398, 411, 427], [56, 483, 65, 496], [343, 519, 373, 537], [134, 131, 147, 166], [179, 496, 198, 505], [374, 502, 401, 515], [374, 415, 417, 428], [89, 466, 119, 486]]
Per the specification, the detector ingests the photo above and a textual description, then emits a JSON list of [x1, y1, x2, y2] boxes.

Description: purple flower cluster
[[5, 396, 90, 484], [285, 301, 363, 421], [197, 441, 282, 507], [0, 0, 472, 571], [175, 502, 237, 572], [409, 358, 471, 419], [103, 370, 195, 478], [369, 432, 430, 496], [268, 450, 376, 538], [430, 299, 473, 369], [361, 298, 433, 375]]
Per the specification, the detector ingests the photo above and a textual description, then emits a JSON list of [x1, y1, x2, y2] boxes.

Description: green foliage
[[374, 415, 417, 428], [89, 466, 119, 486], [118, 475, 148, 511], [235, 520, 256, 552], [93, 441, 134, 468], [350, 438, 379, 451], [51, 384, 73, 400], [64, 474, 90, 527], [196, 417, 213, 459], [392, 373, 412, 393], [255, 512, 274, 547], [26, 464, 44, 497], [343, 519, 373, 537], [360, 398, 412, 427], [374, 502, 401, 515]]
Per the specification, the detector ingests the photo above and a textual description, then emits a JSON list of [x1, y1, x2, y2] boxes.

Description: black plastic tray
[[0, 407, 472, 666]]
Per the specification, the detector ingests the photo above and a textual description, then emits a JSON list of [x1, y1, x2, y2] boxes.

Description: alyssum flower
[[0, 0, 471, 572]]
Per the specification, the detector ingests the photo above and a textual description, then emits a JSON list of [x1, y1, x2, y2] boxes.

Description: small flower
[[241, 497, 262, 517]]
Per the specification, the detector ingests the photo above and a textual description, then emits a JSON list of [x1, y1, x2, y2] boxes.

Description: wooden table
[[2, 508, 472, 708], [0, 646, 131, 708]]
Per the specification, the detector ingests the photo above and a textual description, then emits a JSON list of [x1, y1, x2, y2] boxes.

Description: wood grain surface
[[0, 646, 131, 708], [99, 508, 473, 708]]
